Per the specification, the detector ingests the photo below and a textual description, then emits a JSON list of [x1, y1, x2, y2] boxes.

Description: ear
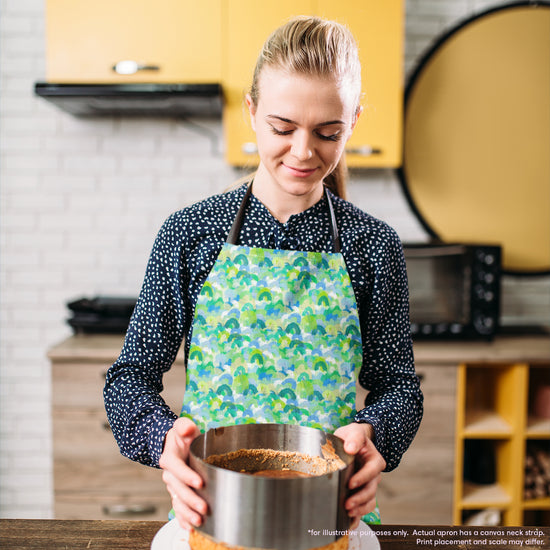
[[245, 93, 257, 132], [345, 105, 362, 143], [351, 105, 363, 132]]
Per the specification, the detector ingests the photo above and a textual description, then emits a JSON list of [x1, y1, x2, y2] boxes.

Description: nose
[[290, 131, 313, 161]]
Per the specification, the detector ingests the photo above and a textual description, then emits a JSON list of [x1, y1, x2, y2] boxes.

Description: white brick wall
[[1, 0, 548, 518]]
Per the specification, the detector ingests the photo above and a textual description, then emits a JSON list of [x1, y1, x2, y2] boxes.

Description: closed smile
[[282, 163, 318, 177]]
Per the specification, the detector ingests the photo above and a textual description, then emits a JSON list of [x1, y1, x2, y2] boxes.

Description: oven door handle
[[403, 245, 466, 258]]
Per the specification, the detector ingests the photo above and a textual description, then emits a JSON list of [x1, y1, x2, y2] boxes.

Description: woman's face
[[247, 67, 359, 204]]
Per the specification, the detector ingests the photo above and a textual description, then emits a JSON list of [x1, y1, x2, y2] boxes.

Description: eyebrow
[[266, 115, 345, 127]]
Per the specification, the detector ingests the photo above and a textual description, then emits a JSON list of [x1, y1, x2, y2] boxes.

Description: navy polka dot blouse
[[103, 184, 423, 471]]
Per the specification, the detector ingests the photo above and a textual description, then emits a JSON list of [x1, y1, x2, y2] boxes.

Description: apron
[[178, 184, 381, 524]]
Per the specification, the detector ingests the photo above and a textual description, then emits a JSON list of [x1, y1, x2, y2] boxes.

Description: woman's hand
[[334, 422, 386, 528], [159, 417, 207, 530]]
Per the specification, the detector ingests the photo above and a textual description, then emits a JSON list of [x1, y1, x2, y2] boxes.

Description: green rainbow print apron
[[179, 184, 381, 524]]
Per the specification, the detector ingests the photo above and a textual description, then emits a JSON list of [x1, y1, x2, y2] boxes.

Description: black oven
[[403, 243, 502, 339]]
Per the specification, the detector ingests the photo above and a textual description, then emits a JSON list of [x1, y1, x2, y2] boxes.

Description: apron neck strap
[[226, 184, 341, 253]]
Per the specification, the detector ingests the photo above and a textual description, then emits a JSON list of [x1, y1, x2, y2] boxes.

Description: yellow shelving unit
[[454, 362, 550, 526]]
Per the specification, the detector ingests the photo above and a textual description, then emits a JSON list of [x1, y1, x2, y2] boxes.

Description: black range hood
[[34, 82, 223, 117]]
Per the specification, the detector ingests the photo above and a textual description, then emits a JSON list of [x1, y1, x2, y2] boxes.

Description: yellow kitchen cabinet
[[45, 0, 222, 83], [453, 362, 550, 526], [223, 0, 404, 168], [317, 1, 404, 168]]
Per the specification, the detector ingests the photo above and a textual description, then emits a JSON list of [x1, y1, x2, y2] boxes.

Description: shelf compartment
[[461, 508, 504, 526], [523, 509, 550, 526], [461, 482, 512, 508], [460, 438, 516, 506], [526, 416, 550, 437], [527, 364, 550, 437], [463, 411, 513, 437], [463, 364, 525, 436], [523, 440, 550, 503]]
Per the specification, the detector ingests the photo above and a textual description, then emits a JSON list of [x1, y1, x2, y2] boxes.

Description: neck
[[251, 165, 324, 223]]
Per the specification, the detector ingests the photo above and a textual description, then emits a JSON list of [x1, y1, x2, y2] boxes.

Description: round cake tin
[[189, 423, 354, 550]]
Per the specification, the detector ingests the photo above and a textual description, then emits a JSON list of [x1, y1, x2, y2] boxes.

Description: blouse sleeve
[[353, 229, 424, 472], [103, 214, 187, 468]]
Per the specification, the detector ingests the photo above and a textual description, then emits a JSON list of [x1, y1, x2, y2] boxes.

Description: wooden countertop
[[48, 333, 550, 365], [0, 520, 548, 550]]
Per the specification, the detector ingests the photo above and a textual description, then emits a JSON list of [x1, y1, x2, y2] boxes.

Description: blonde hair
[[249, 16, 361, 199]]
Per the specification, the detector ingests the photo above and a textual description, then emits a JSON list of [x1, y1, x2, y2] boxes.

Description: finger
[[172, 486, 207, 525], [348, 454, 384, 490], [173, 417, 201, 441], [164, 471, 208, 526], [163, 469, 206, 508], [161, 454, 204, 490], [335, 425, 368, 455], [173, 492, 204, 530], [344, 438, 364, 455], [345, 476, 379, 513]]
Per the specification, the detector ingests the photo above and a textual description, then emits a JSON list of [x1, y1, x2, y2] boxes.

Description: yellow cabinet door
[[45, 0, 222, 83], [316, 0, 404, 167], [222, 0, 315, 168], [223, 0, 404, 167]]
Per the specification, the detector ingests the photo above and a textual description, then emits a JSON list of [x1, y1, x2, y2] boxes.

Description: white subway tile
[[0, 15, 34, 34], [44, 135, 100, 154], [2, 153, 60, 175], [3, 0, 44, 15], [61, 155, 118, 176], [408, 0, 469, 18], [119, 154, 177, 176], [0, 113, 59, 135], [0, 55, 36, 76], [101, 135, 157, 154], [0, 134, 42, 152], [59, 115, 116, 135], [2, 34, 44, 56]]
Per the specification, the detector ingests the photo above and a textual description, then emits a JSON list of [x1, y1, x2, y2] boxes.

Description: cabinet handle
[[112, 60, 161, 75], [241, 142, 258, 155], [102, 503, 157, 516], [345, 145, 382, 156]]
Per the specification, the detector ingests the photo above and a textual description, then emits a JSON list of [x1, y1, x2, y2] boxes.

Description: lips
[[282, 163, 318, 178]]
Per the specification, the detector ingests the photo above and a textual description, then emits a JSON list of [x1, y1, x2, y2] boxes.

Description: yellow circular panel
[[402, 4, 550, 273]]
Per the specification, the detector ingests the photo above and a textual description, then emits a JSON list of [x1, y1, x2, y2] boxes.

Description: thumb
[[173, 417, 200, 445], [344, 435, 363, 455], [335, 424, 366, 455]]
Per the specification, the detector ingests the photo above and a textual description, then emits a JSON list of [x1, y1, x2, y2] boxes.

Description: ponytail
[[324, 157, 348, 200]]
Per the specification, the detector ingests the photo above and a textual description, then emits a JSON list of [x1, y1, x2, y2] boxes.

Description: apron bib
[[180, 185, 362, 433], [177, 185, 381, 524]]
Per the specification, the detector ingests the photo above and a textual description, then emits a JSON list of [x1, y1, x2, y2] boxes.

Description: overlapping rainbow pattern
[[180, 243, 363, 433]]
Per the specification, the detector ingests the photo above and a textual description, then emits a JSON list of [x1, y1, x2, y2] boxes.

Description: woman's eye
[[269, 125, 293, 136], [317, 131, 342, 142]]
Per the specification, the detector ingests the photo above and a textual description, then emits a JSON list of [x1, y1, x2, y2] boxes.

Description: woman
[[104, 15, 423, 532]]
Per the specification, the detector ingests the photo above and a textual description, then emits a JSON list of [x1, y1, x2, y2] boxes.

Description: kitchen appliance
[[189, 423, 354, 550], [66, 296, 136, 333], [403, 243, 501, 339], [34, 82, 223, 117]]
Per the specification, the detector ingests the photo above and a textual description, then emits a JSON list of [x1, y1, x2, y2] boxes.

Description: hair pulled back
[[249, 16, 362, 199]]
